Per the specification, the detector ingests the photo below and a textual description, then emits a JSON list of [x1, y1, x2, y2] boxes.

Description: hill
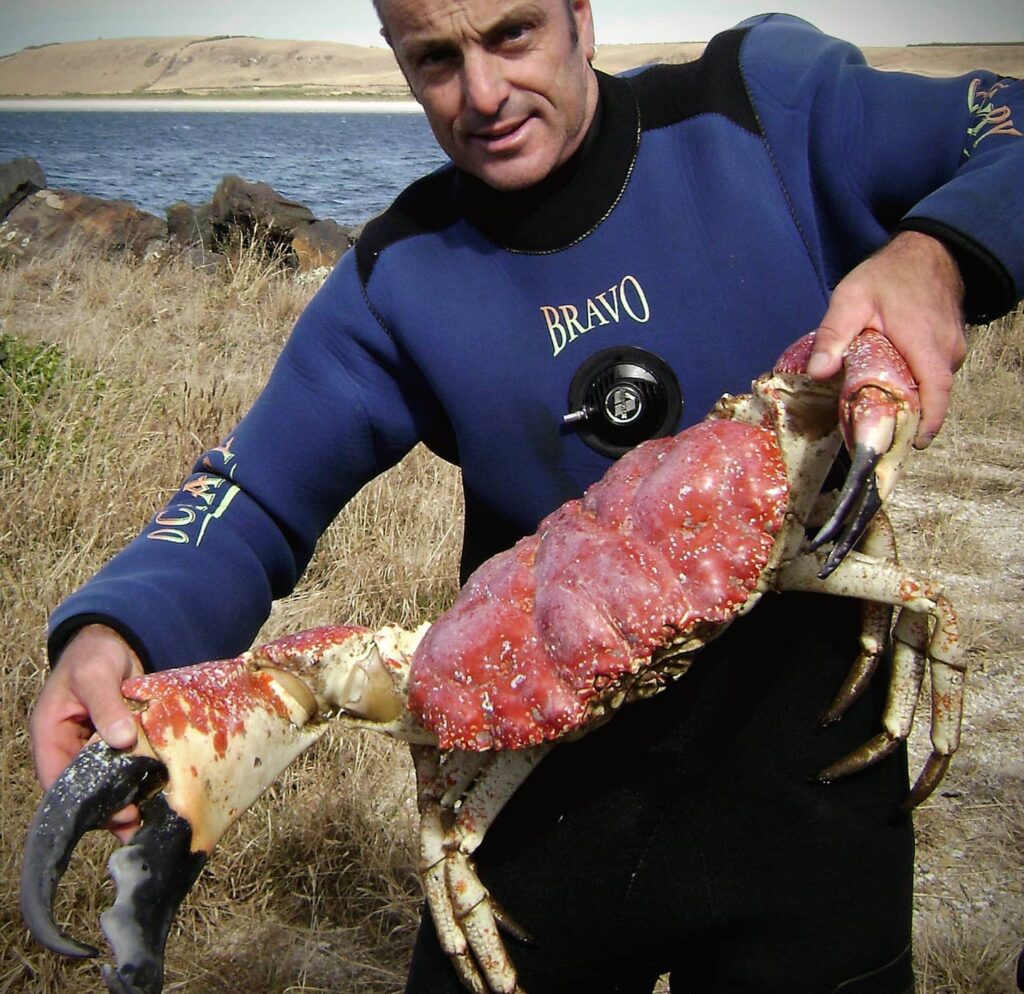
[[0, 35, 1021, 98]]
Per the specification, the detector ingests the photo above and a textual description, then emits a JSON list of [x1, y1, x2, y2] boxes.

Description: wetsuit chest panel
[[370, 124, 824, 534]]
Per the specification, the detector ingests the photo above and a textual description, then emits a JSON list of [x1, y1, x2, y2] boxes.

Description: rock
[[0, 170, 350, 274], [185, 245, 227, 272], [0, 157, 47, 220], [207, 175, 354, 271], [166, 200, 214, 251], [0, 188, 167, 265], [209, 174, 315, 253], [290, 218, 353, 271]]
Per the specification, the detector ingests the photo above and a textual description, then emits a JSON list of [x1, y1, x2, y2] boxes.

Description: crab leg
[[778, 551, 965, 807], [818, 511, 897, 726], [413, 745, 548, 994], [414, 747, 488, 994], [817, 609, 929, 775], [818, 599, 893, 727]]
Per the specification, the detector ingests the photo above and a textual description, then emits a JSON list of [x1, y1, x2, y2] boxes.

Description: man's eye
[[409, 43, 458, 70], [417, 46, 458, 68], [498, 23, 531, 45]]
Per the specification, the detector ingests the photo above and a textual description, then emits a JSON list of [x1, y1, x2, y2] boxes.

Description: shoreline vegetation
[[0, 35, 1021, 100]]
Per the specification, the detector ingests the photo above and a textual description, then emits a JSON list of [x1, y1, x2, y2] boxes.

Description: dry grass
[[1, 244, 461, 994], [887, 311, 1024, 994], [1, 245, 1021, 993]]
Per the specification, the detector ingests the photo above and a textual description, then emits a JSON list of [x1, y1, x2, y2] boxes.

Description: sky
[[0, 0, 1022, 56]]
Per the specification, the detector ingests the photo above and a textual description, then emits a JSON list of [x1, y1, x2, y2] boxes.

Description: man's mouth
[[469, 116, 532, 153]]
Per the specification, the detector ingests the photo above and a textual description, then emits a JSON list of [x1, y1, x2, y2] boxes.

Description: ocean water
[[0, 100, 448, 227]]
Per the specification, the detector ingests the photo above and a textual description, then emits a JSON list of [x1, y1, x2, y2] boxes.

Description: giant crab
[[22, 330, 965, 994]]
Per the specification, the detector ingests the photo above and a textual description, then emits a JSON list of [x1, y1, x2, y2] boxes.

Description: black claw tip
[[819, 481, 882, 578], [21, 742, 166, 960], [101, 963, 139, 994], [99, 793, 208, 994], [902, 753, 953, 813], [810, 445, 880, 549], [491, 896, 535, 946], [813, 445, 884, 578]]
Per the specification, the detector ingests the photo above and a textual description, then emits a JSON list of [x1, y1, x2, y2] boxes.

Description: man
[[30, 1, 1022, 991]]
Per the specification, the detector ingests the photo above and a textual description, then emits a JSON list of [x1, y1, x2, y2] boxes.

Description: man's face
[[381, 0, 599, 191]]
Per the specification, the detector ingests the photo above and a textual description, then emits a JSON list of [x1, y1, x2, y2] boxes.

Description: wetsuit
[[49, 14, 1023, 993]]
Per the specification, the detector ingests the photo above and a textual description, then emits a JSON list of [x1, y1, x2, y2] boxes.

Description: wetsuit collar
[[457, 70, 640, 253]]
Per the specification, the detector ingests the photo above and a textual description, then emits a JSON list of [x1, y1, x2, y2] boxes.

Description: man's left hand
[[806, 230, 968, 448]]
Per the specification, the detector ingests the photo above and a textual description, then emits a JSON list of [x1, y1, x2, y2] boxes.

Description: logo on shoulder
[[965, 78, 1022, 154]]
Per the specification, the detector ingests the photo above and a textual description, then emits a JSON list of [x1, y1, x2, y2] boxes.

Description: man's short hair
[[373, 0, 581, 48]]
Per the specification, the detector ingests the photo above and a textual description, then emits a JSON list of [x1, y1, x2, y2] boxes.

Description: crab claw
[[99, 792, 209, 994], [21, 742, 168, 961], [22, 625, 424, 994], [21, 739, 208, 994], [810, 446, 884, 575], [809, 331, 920, 577]]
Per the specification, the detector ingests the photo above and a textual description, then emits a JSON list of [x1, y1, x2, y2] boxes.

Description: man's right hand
[[29, 623, 145, 841]]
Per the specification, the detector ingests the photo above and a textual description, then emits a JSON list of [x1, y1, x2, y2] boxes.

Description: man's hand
[[806, 230, 968, 448], [29, 624, 145, 842]]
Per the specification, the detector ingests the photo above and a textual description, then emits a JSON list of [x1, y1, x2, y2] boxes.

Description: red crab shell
[[409, 418, 789, 751]]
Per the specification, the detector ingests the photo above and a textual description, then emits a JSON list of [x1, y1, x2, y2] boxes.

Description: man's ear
[[572, 0, 596, 62]]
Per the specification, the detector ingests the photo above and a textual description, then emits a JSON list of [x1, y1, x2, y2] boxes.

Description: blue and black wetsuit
[[50, 15, 1023, 993]]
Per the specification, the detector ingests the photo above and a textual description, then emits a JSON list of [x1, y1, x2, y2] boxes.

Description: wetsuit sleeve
[[48, 253, 442, 671], [738, 13, 1024, 322]]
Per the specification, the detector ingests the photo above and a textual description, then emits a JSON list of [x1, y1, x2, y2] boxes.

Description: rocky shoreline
[[0, 156, 354, 273]]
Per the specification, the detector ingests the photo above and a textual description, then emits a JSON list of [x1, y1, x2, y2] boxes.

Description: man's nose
[[461, 49, 508, 117]]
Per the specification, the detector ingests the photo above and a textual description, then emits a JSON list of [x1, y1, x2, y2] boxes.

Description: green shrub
[[0, 330, 104, 458]]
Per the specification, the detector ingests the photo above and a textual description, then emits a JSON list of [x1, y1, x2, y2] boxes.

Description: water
[[0, 100, 449, 227]]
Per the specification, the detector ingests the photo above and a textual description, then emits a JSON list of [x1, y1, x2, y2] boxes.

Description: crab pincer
[[20, 740, 208, 994], [805, 331, 921, 575]]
